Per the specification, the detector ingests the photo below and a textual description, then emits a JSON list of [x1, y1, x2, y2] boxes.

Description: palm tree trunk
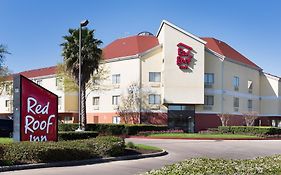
[[81, 83, 87, 130]]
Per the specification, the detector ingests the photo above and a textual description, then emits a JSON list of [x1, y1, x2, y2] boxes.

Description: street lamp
[[77, 19, 89, 131]]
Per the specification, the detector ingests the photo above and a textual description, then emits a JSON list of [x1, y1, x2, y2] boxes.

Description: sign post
[[13, 74, 58, 142]]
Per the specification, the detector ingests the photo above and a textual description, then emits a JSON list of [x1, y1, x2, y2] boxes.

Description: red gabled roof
[[201, 37, 260, 69], [103, 35, 159, 59], [18, 66, 57, 78]]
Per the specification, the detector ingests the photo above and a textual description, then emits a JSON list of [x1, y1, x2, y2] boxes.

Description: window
[[64, 116, 72, 124], [112, 74, 120, 84], [113, 116, 121, 124], [93, 97, 99, 106], [248, 80, 253, 93], [149, 94, 161, 104], [36, 79, 42, 85], [204, 73, 214, 85], [5, 100, 10, 107], [149, 72, 161, 82], [234, 97, 239, 108], [4, 84, 9, 92], [112, 95, 120, 105], [204, 95, 214, 106], [233, 76, 239, 91], [248, 99, 253, 111], [58, 96, 62, 106], [56, 77, 62, 87]]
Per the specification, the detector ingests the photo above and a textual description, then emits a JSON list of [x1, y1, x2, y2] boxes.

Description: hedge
[[218, 126, 281, 136], [59, 123, 168, 135], [0, 136, 125, 166], [58, 131, 98, 141]]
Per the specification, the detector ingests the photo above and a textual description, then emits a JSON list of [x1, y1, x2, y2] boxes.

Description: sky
[[1, 0, 281, 76]]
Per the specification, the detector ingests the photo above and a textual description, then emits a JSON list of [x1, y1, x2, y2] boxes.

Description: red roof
[[201, 37, 260, 69], [18, 66, 57, 78], [103, 35, 159, 59]]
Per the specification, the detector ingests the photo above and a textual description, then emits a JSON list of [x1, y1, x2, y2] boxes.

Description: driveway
[[2, 139, 281, 175]]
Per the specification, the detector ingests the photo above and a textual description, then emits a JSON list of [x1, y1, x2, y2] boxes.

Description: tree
[[56, 62, 109, 97], [217, 113, 231, 126], [0, 45, 11, 95], [0, 44, 10, 62], [243, 111, 258, 126], [61, 28, 103, 130], [117, 83, 150, 124]]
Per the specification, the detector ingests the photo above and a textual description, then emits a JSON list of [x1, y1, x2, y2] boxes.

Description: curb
[[0, 150, 168, 172], [127, 136, 281, 140]]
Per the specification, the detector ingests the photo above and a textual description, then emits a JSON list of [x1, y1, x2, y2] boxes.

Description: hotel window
[[93, 97, 100, 106], [112, 95, 120, 105], [204, 73, 214, 87], [112, 74, 120, 84], [5, 100, 10, 108], [233, 76, 239, 91], [233, 97, 239, 111], [248, 80, 253, 93], [248, 99, 253, 111], [64, 116, 72, 124], [149, 94, 161, 104], [36, 79, 42, 85], [204, 95, 214, 106], [113, 116, 121, 124], [56, 77, 62, 88], [149, 72, 161, 82], [58, 96, 62, 106]]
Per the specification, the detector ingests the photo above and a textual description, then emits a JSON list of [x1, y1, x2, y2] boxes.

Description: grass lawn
[[143, 155, 281, 175], [133, 144, 162, 151], [0, 137, 13, 144], [147, 133, 261, 139]]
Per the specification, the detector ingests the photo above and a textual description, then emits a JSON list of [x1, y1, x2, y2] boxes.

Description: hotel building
[[1, 20, 280, 132]]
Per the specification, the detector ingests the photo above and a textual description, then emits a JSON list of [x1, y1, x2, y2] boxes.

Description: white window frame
[[149, 94, 161, 104], [112, 74, 120, 84], [112, 95, 120, 105], [248, 80, 253, 93], [204, 95, 214, 106], [233, 76, 239, 91], [93, 97, 100, 106], [204, 73, 214, 85], [248, 99, 253, 111], [112, 116, 121, 124], [149, 72, 161, 82]]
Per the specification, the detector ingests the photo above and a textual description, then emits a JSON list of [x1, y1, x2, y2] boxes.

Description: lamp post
[[77, 19, 89, 131]]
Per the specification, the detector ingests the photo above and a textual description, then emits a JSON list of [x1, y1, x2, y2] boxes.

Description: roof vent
[[137, 31, 154, 36]]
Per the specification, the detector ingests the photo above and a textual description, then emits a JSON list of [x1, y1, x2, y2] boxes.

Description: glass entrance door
[[168, 105, 195, 132]]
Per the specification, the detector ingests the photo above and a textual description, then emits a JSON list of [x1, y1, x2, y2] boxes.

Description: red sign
[[20, 76, 58, 141], [176, 42, 193, 69]]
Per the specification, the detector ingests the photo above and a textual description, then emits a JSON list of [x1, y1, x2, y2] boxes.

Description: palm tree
[[61, 28, 102, 130], [0, 44, 9, 65]]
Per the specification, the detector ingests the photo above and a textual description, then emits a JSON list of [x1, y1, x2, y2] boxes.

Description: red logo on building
[[15, 75, 58, 142], [176, 42, 193, 69]]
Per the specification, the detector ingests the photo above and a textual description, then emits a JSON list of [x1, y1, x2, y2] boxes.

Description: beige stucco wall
[[86, 58, 140, 113], [158, 22, 205, 104], [260, 74, 280, 115]]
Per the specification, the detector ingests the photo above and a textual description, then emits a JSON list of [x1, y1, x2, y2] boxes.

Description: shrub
[[58, 131, 99, 141], [218, 126, 281, 136], [0, 136, 125, 166], [59, 123, 168, 136], [58, 123, 78, 131]]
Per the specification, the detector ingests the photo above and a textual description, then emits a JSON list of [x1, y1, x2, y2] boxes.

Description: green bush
[[124, 125, 168, 135], [87, 124, 126, 135], [143, 155, 281, 175], [0, 136, 125, 166], [58, 131, 99, 141], [58, 123, 79, 131], [59, 123, 168, 136], [218, 126, 281, 136]]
